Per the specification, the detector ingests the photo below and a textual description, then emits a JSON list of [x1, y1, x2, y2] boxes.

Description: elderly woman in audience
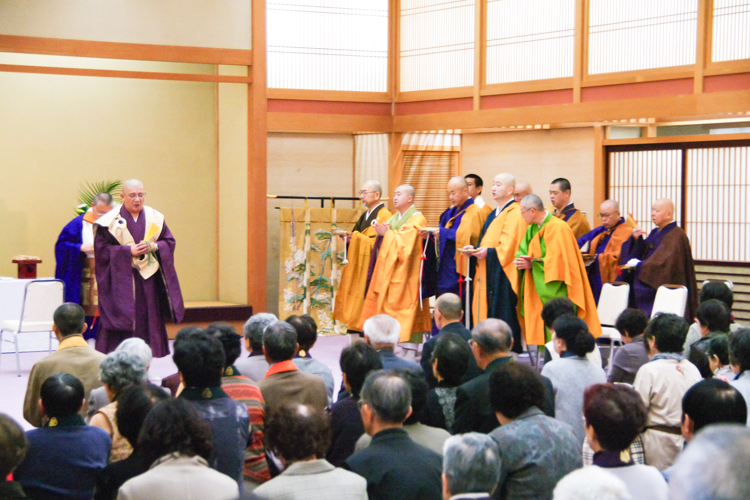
[[728, 327, 750, 425], [706, 334, 733, 381], [442, 433, 501, 500], [608, 308, 650, 384], [687, 299, 731, 378], [553, 467, 632, 500], [116, 398, 239, 500], [286, 315, 334, 401], [583, 384, 668, 500], [682, 281, 740, 356], [89, 352, 147, 462], [423, 332, 472, 431], [93, 384, 169, 500], [633, 313, 702, 471], [489, 362, 581, 500], [0, 413, 30, 500], [541, 314, 606, 446]]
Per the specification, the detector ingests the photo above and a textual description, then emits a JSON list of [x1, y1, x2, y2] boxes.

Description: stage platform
[[166, 301, 253, 339]]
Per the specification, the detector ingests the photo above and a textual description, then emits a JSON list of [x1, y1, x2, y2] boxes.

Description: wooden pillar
[[593, 125, 606, 223]]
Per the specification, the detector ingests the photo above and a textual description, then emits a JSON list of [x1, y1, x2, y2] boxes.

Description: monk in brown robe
[[549, 178, 591, 239]]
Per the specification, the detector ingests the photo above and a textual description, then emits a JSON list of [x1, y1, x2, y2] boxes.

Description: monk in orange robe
[[548, 177, 591, 239], [466, 173, 493, 224], [514, 194, 601, 346]]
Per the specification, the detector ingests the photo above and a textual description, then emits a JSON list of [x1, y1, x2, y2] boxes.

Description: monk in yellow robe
[[334, 180, 391, 334], [513, 182, 532, 203], [359, 185, 432, 342], [466, 173, 493, 225], [548, 177, 591, 239], [514, 194, 601, 346]]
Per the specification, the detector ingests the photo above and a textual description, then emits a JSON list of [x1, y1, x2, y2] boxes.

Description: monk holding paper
[[94, 179, 184, 357]]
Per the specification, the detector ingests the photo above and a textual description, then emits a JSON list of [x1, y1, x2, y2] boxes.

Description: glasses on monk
[[520, 208, 533, 214], [359, 190, 372, 196]]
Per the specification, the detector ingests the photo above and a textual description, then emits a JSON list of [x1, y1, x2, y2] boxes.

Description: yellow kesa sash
[[95, 206, 165, 280]]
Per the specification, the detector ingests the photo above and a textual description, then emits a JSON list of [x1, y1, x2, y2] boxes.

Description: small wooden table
[[12, 256, 42, 279]]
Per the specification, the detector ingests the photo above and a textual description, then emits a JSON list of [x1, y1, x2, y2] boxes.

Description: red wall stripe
[[481, 89, 573, 110], [704, 73, 750, 93], [581, 79, 694, 102], [394, 97, 473, 116]]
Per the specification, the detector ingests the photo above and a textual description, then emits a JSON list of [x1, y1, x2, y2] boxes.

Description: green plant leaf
[[76, 180, 123, 214]]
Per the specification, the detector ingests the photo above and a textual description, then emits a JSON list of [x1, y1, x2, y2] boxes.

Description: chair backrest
[[702, 279, 734, 291], [20, 280, 65, 325], [597, 282, 630, 326], [651, 285, 688, 319]]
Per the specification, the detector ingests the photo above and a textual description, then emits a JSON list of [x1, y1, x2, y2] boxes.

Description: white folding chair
[[597, 282, 630, 375], [651, 285, 688, 319], [0, 279, 65, 376]]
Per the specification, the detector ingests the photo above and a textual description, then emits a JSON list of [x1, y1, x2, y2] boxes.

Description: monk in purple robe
[[93, 179, 184, 357], [620, 198, 697, 320]]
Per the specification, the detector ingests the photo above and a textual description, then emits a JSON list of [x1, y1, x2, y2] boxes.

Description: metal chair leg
[[14, 332, 21, 377]]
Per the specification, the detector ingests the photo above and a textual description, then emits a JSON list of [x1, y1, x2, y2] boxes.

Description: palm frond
[[75, 180, 123, 214]]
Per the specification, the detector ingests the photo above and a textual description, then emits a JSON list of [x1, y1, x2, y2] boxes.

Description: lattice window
[[713, 0, 750, 62], [267, 0, 388, 91], [486, 0, 575, 84], [400, 0, 475, 92], [588, 0, 698, 74], [402, 152, 458, 227]]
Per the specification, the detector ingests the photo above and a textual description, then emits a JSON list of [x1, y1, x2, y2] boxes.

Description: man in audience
[[608, 308, 650, 384], [206, 322, 270, 490], [422, 293, 481, 388], [258, 322, 328, 417], [466, 173, 493, 221], [728, 328, 750, 424], [287, 315, 334, 401], [489, 363, 581, 500], [23, 303, 106, 427], [513, 182, 532, 203], [363, 314, 421, 371], [14, 374, 111, 500], [0, 413, 29, 499], [159, 326, 202, 396], [682, 379, 747, 444], [251, 404, 368, 500], [548, 178, 591, 239], [687, 299, 731, 378], [237, 313, 278, 382], [173, 330, 249, 493], [328, 342, 383, 467], [442, 433, 501, 500], [356, 368, 450, 455], [345, 370, 442, 500], [683, 281, 740, 356]]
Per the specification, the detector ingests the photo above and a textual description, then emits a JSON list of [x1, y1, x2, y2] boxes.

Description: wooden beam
[[267, 113, 393, 134], [603, 132, 750, 146], [594, 125, 606, 213], [582, 66, 695, 86], [267, 88, 391, 103], [695, 0, 709, 94], [397, 86, 474, 102], [473, 0, 484, 111], [573, 0, 585, 103], [0, 63, 252, 83]]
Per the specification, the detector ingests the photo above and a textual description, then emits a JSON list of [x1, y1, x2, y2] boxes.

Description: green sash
[[387, 205, 418, 231]]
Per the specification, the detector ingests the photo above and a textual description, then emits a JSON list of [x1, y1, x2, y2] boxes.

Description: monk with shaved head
[[620, 198, 698, 319], [513, 182, 532, 203]]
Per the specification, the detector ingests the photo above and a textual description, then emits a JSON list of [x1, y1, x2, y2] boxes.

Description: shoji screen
[[402, 152, 457, 226], [712, 0, 750, 62]]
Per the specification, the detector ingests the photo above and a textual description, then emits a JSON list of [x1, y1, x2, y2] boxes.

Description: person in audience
[[442, 433, 501, 500], [542, 314, 606, 446], [89, 352, 147, 462], [423, 332, 472, 430], [286, 315, 334, 401], [363, 314, 421, 371], [344, 370, 442, 500], [668, 425, 750, 500], [689, 299, 731, 378], [93, 384, 169, 500], [250, 403, 367, 500], [173, 330, 249, 493], [541, 297, 602, 366], [14, 374, 111, 500], [488, 363, 581, 500], [707, 335, 733, 380], [422, 294, 480, 389], [159, 326, 203, 396], [728, 328, 750, 425], [608, 308, 650, 384], [633, 313, 702, 471], [88, 338, 154, 420], [117, 398, 239, 500], [552, 467, 632, 500], [583, 384, 668, 500], [356, 368, 450, 455], [327, 342, 383, 467], [23, 303, 106, 427], [206, 322, 270, 489], [237, 313, 279, 382], [258, 322, 328, 417], [0, 413, 30, 500], [682, 281, 740, 356], [682, 379, 747, 443]]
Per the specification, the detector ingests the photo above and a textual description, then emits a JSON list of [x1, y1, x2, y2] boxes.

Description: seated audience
[[363, 314, 421, 371], [237, 313, 278, 382], [173, 331, 249, 493], [356, 368, 450, 455], [682, 378, 747, 443], [159, 326, 203, 396], [206, 323, 270, 488], [93, 384, 168, 500], [707, 335, 733, 380], [542, 314, 606, 446], [583, 384, 668, 500], [23, 303, 105, 427], [89, 352, 147, 462], [682, 281, 740, 356], [633, 313, 702, 471], [14, 374, 111, 500], [728, 328, 750, 425], [442, 433, 501, 500], [553, 467, 632, 500], [688, 299, 731, 378], [327, 342, 382, 467], [0, 413, 30, 500], [421, 293, 480, 388], [668, 424, 750, 500], [608, 308, 650, 384], [488, 363, 581, 500], [287, 315, 335, 401], [250, 404, 367, 500], [423, 332, 472, 430], [258, 322, 328, 417], [541, 298, 602, 366], [344, 370, 442, 500], [117, 398, 239, 500]]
